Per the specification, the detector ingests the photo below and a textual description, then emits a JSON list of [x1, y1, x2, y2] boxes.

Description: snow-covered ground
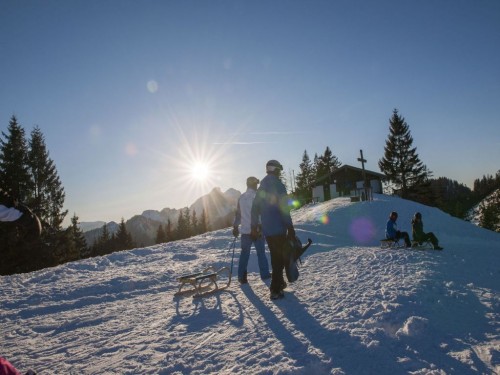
[[1, 195, 499, 374]]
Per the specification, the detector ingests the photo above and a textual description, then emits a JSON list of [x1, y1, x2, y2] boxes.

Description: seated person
[[385, 211, 411, 247], [411, 212, 443, 250]]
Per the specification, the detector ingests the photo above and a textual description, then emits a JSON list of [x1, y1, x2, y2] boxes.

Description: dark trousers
[[395, 230, 411, 247], [417, 232, 439, 247], [265, 234, 287, 293]]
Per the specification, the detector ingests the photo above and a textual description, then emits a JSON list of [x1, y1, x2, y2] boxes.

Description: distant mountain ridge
[[83, 187, 241, 247]]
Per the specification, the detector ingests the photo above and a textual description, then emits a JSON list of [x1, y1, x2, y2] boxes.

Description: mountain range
[[82, 187, 241, 247]]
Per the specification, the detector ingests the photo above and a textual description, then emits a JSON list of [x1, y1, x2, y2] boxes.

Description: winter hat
[[246, 176, 259, 188], [414, 212, 422, 219], [266, 160, 283, 174]]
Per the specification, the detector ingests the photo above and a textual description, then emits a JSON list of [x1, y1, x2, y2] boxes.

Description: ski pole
[[229, 236, 237, 283]]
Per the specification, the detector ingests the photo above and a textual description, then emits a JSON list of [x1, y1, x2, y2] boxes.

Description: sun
[[191, 162, 210, 181]]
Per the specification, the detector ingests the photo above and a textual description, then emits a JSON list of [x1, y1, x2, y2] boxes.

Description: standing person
[[251, 160, 296, 300], [411, 212, 443, 250], [233, 176, 271, 284], [385, 211, 411, 247]]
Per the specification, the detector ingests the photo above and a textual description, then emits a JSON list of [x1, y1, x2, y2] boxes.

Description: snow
[[1, 194, 499, 374]]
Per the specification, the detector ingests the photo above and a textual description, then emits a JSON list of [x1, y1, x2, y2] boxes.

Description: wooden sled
[[175, 266, 232, 298], [380, 238, 401, 249], [410, 240, 435, 250]]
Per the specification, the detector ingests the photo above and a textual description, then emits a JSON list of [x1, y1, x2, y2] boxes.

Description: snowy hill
[[1, 195, 499, 374]]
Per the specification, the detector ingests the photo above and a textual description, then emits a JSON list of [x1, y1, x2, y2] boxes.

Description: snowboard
[[284, 236, 313, 283]]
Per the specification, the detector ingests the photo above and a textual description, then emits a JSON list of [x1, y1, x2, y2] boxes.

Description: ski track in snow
[[1, 195, 499, 374]]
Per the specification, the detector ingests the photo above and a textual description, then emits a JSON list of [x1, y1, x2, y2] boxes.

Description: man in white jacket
[[233, 177, 271, 284]]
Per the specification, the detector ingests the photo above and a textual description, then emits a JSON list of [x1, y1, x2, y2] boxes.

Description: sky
[[1, 0, 499, 225], [1, 195, 499, 373]]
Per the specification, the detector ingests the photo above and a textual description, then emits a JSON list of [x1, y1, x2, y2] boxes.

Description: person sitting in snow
[[385, 211, 411, 247], [411, 212, 443, 250], [232, 176, 271, 284], [0, 188, 42, 242]]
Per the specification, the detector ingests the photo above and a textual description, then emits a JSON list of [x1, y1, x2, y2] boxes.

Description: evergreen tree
[[191, 209, 199, 236], [315, 146, 341, 184], [184, 208, 191, 237], [176, 209, 187, 239], [115, 218, 134, 250], [0, 116, 30, 199], [28, 126, 67, 230], [165, 218, 173, 242], [69, 213, 88, 259], [95, 224, 110, 255], [198, 209, 209, 234], [156, 224, 167, 244], [295, 150, 316, 202], [378, 109, 431, 199]]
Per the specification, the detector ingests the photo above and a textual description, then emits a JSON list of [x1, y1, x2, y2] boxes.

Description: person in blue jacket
[[233, 176, 271, 284], [385, 211, 411, 247], [251, 160, 296, 300]]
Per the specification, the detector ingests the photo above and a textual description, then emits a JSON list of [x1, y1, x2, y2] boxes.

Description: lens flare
[[319, 215, 329, 225], [349, 217, 376, 244]]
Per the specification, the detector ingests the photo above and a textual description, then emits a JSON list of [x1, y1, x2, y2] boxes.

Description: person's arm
[[233, 197, 241, 227], [0, 204, 23, 222]]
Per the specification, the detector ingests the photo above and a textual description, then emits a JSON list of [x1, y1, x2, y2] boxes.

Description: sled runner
[[410, 240, 433, 250], [175, 238, 237, 298], [380, 238, 401, 249], [175, 266, 231, 297], [284, 236, 313, 283]]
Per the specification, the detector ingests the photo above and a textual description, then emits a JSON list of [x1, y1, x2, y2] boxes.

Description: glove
[[287, 226, 296, 239], [232, 226, 239, 238], [250, 227, 259, 241]]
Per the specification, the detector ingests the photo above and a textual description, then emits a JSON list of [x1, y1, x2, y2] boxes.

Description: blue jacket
[[251, 173, 293, 237], [386, 218, 398, 239]]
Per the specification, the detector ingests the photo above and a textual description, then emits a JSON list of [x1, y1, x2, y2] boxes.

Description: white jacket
[[233, 188, 259, 235]]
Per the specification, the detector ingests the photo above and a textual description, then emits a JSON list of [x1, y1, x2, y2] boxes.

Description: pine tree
[[156, 224, 167, 244], [295, 150, 316, 202], [28, 126, 67, 229], [69, 213, 88, 259], [378, 109, 431, 199], [0, 116, 30, 199], [176, 209, 187, 239], [191, 209, 199, 236], [198, 208, 209, 234], [95, 224, 110, 255], [115, 218, 134, 250], [165, 218, 173, 242], [184, 208, 191, 237], [315, 146, 341, 185]]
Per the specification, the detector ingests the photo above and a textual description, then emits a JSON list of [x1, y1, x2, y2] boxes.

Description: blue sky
[[1, 0, 499, 225]]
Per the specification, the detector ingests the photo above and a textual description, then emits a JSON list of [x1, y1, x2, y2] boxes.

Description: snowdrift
[[1, 194, 499, 374]]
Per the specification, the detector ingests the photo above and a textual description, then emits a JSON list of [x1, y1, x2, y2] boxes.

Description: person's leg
[[254, 236, 271, 279], [266, 235, 286, 294], [397, 231, 411, 247], [238, 234, 252, 283], [426, 232, 442, 249]]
